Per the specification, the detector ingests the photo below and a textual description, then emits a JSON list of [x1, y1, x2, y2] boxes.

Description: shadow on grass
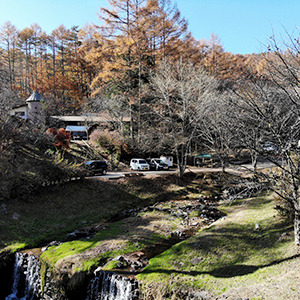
[[140, 193, 296, 280], [142, 254, 300, 278], [1, 172, 200, 251]]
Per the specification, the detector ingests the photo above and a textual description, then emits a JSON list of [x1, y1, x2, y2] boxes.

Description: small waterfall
[[6, 252, 41, 300], [5, 253, 140, 300], [86, 271, 139, 300]]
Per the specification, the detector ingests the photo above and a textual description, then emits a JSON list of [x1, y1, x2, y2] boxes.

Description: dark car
[[149, 158, 169, 171], [84, 160, 108, 176]]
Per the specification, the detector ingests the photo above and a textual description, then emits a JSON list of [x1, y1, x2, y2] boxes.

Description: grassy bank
[[0, 173, 197, 252], [138, 196, 297, 299]]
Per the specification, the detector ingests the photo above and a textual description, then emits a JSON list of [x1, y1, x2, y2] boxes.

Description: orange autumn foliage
[[46, 128, 71, 149]]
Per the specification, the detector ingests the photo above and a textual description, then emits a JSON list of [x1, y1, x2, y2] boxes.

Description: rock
[[190, 257, 203, 265], [48, 241, 60, 247], [171, 230, 186, 238], [132, 261, 144, 270], [67, 232, 77, 238], [278, 232, 288, 242], [94, 266, 102, 275], [193, 290, 213, 299], [117, 261, 128, 268], [113, 255, 125, 262], [12, 212, 20, 220]]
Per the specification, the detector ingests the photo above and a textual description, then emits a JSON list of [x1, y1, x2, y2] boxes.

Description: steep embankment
[[1, 172, 225, 297]]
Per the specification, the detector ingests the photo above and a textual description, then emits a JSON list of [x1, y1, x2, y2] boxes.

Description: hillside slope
[[138, 196, 298, 300]]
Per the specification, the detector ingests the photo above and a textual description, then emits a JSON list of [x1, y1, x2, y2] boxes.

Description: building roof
[[26, 90, 42, 102], [51, 114, 130, 123], [65, 125, 88, 132]]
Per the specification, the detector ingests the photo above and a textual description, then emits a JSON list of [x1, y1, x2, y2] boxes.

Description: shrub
[[46, 128, 71, 149], [89, 130, 123, 164]]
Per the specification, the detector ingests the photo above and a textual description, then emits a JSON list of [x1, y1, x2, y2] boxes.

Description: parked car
[[148, 158, 169, 171], [263, 142, 277, 153], [84, 160, 108, 176], [130, 159, 150, 171]]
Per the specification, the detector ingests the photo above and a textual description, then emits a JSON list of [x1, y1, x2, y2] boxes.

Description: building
[[65, 125, 89, 140], [50, 113, 130, 140], [9, 91, 130, 140], [9, 90, 43, 123]]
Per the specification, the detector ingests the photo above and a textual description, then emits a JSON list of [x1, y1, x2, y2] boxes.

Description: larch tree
[[77, 24, 98, 88], [0, 21, 19, 87], [89, 0, 151, 144], [17, 27, 36, 93], [88, 0, 199, 146]]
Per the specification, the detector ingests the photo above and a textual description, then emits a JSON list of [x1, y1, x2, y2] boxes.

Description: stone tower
[[26, 90, 43, 123]]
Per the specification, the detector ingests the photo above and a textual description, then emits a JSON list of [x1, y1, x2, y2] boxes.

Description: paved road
[[86, 158, 283, 180], [86, 166, 241, 180], [86, 169, 177, 180]]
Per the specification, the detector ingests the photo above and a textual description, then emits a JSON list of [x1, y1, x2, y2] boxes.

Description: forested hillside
[[0, 0, 261, 112]]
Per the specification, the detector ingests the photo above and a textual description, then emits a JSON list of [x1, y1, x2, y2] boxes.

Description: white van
[[160, 156, 173, 167], [130, 159, 150, 171]]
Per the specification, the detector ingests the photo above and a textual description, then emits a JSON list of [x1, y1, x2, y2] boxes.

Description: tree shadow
[[140, 193, 296, 279], [3, 172, 196, 249], [142, 254, 300, 278]]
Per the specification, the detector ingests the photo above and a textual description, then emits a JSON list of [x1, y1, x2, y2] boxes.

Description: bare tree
[[225, 89, 267, 173], [148, 59, 218, 177], [233, 35, 300, 245], [198, 93, 237, 172], [87, 93, 131, 137], [0, 22, 19, 87]]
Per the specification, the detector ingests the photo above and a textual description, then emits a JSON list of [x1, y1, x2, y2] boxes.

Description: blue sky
[[1, 0, 300, 54]]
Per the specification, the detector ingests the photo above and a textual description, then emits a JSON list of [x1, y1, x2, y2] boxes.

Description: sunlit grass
[[138, 196, 295, 297], [39, 210, 183, 274]]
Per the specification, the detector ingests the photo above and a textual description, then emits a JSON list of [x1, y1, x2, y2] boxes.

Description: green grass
[[40, 210, 182, 274], [0, 180, 117, 249], [40, 220, 134, 265], [138, 196, 295, 297]]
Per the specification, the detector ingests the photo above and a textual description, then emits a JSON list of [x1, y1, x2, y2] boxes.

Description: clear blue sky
[[1, 0, 300, 55]]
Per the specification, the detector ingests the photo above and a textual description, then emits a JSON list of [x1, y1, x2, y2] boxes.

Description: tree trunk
[[130, 105, 134, 141], [176, 148, 186, 178], [294, 210, 300, 246], [220, 157, 226, 173], [251, 151, 258, 173]]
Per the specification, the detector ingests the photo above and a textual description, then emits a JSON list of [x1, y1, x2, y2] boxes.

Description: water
[[5, 252, 41, 300], [86, 271, 139, 300], [5, 253, 139, 300]]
